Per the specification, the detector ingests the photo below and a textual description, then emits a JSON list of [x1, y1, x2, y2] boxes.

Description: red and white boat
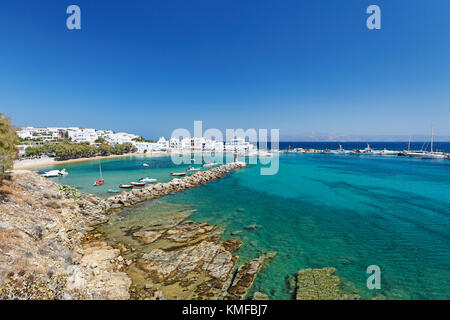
[[93, 179, 104, 186], [119, 184, 134, 189], [93, 161, 105, 186], [130, 182, 146, 187], [171, 172, 186, 176]]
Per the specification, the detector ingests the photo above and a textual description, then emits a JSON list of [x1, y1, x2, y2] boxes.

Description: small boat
[[171, 172, 186, 176], [143, 163, 150, 167], [42, 170, 60, 177], [139, 177, 157, 183], [187, 167, 200, 172], [93, 161, 104, 186], [119, 184, 134, 189], [41, 169, 68, 177], [107, 189, 120, 193], [131, 182, 146, 187], [93, 179, 104, 186], [201, 162, 218, 167], [381, 148, 398, 156]]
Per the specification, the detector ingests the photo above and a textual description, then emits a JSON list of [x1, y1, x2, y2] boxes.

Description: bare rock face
[[134, 221, 243, 300], [66, 241, 132, 300], [0, 171, 131, 299], [296, 267, 360, 300]]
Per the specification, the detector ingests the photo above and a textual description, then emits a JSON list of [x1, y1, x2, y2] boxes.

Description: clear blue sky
[[1, 0, 449, 140]]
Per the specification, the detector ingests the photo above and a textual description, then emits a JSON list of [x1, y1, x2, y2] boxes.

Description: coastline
[[0, 162, 264, 300], [1, 162, 360, 300], [13, 152, 169, 171]]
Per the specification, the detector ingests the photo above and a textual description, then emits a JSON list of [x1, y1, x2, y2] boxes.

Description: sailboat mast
[[430, 125, 434, 153], [408, 136, 411, 152]]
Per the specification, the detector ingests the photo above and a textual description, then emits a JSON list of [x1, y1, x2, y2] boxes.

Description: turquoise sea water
[[42, 153, 450, 299]]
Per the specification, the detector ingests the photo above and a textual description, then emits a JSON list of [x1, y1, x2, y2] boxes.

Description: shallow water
[[44, 153, 450, 299]]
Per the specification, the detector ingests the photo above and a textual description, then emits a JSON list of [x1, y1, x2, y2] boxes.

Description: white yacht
[[139, 177, 157, 183], [41, 169, 68, 177]]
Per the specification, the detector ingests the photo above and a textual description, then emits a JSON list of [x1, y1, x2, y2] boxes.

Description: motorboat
[[119, 184, 134, 189], [171, 172, 186, 176], [107, 189, 120, 193], [187, 167, 200, 172], [131, 182, 146, 187], [41, 169, 68, 177], [139, 177, 157, 183], [381, 148, 398, 156], [143, 163, 150, 167]]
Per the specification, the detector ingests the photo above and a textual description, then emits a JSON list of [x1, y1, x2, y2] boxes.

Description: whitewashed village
[[16, 126, 258, 157]]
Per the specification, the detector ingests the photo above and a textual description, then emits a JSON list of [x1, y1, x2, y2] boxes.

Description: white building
[[133, 142, 158, 153], [106, 132, 139, 145], [225, 138, 257, 154], [68, 128, 98, 144]]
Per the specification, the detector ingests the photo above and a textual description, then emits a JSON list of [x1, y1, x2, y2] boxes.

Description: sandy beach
[[13, 152, 169, 171]]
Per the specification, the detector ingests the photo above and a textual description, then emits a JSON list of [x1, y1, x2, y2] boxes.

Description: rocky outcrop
[[296, 267, 360, 300], [104, 162, 247, 211], [253, 292, 270, 300], [225, 252, 276, 300], [65, 239, 132, 300], [0, 171, 130, 299], [133, 221, 242, 300]]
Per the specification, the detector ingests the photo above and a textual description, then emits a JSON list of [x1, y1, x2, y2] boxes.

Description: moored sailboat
[[93, 161, 104, 186]]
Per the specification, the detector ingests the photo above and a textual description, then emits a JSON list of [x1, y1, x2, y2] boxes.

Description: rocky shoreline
[[0, 162, 361, 300], [1, 162, 271, 300]]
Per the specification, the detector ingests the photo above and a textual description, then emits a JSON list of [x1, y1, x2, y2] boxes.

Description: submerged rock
[[225, 252, 276, 300], [296, 267, 360, 300], [132, 230, 164, 244], [253, 292, 270, 300]]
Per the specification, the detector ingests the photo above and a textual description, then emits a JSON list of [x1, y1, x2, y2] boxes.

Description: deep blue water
[[44, 152, 450, 299]]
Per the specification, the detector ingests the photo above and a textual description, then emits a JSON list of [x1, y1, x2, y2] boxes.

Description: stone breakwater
[[104, 162, 248, 211]]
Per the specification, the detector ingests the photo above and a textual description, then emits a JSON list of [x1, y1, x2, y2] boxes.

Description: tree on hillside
[[0, 113, 19, 175]]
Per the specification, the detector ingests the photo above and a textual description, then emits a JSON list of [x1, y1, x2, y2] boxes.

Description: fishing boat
[[361, 144, 373, 154], [139, 177, 157, 183], [119, 184, 134, 189], [93, 161, 104, 186], [131, 182, 146, 186], [107, 189, 120, 193], [171, 172, 186, 176]]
